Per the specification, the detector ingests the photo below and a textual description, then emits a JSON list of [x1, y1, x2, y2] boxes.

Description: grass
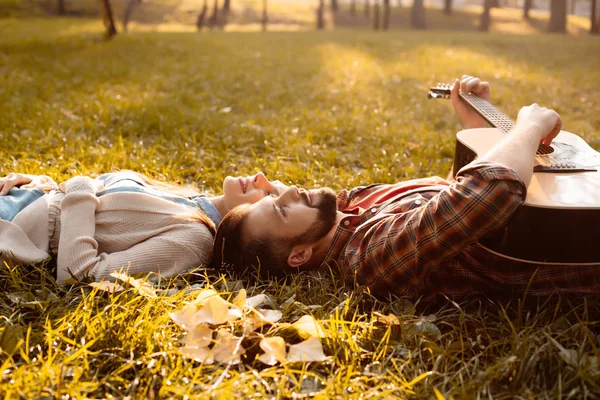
[[1, 16, 600, 398]]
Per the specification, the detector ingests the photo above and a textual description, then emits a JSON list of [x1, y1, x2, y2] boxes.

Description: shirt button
[[414, 199, 422, 206], [370, 207, 377, 213], [343, 220, 350, 227]]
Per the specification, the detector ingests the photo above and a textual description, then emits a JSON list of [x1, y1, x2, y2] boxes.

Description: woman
[[0, 171, 287, 284]]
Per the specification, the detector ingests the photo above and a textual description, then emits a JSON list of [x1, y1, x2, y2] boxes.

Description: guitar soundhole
[[537, 144, 554, 155]]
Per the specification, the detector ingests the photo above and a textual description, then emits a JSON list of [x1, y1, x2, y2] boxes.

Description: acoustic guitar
[[429, 84, 600, 264]]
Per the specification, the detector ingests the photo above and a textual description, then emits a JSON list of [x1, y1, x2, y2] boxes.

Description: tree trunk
[[444, 0, 452, 15], [123, 0, 141, 32], [365, 0, 370, 18], [373, 0, 380, 30], [57, 0, 65, 14], [383, 0, 390, 29], [489, 0, 499, 7], [100, 0, 118, 38], [261, 0, 268, 31], [570, 0, 576, 14], [208, 0, 219, 28], [592, 0, 599, 34], [548, 0, 567, 33], [350, 0, 356, 15], [410, 0, 426, 29], [523, 0, 532, 19], [222, 0, 230, 14], [316, 0, 325, 29], [480, 0, 492, 31], [331, 0, 338, 12], [196, 0, 208, 29]]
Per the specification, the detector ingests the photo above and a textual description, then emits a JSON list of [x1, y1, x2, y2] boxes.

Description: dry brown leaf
[[212, 329, 246, 365], [181, 324, 213, 348], [180, 345, 214, 364], [109, 271, 157, 298]]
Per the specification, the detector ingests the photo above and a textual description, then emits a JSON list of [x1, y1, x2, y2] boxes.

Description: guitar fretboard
[[460, 92, 515, 134]]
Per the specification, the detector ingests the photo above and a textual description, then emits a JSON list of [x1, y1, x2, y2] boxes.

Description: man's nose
[[279, 186, 299, 202]]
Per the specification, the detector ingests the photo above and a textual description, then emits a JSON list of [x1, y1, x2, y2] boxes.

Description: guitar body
[[453, 128, 600, 263]]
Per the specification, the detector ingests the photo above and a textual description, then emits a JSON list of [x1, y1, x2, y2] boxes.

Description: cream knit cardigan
[[0, 177, 214, 284]]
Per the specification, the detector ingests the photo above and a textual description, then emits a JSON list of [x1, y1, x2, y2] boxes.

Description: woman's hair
[[212, 204, 290, 280], [122, 170, 216, 235]]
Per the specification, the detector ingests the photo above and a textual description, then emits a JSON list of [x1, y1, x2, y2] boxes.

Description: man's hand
[[59, 176, 105, 195], [0, 173, 57, 196], [516, 104, 562, 146], [451, 75, 491, 129]]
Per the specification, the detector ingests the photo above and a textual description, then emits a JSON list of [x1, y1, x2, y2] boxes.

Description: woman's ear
[[287, 244, 313, 268]]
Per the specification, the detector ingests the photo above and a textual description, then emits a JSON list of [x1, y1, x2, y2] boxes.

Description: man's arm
[[479, 104, 561, 187]]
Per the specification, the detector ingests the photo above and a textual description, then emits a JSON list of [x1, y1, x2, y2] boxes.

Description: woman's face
[[221, 172, 289, 212]]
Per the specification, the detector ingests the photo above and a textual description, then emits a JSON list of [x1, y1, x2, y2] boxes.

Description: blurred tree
[[410, 0, 426, 29], [570, 0, 577, 14], [383, 0, 390, 29], [317, 0, 325, 29], [365, 0, 370, 17], [261, 0, 268, 31], [444, 0, 452, 15], [592, 0, 599, 34], [196, 0, 208, 30], [523, 0, 533, 19], [350, 0, 356, 15], [57, 0, 65, 14], [208, 0, 219, 29], [331, 0, 338, 12], [100, 0, 118, 38], [123, 0, 142, 32], [480, 0, 492, 31], [489, 0, 499, 7], [373, 0, 380, 29], [223, 0, 230, 14], [548, 0, 567, 33]]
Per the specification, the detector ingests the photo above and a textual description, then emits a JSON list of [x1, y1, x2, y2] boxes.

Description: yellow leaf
[[246, 294, 269, 309], [169, 303, 202, 330], [292, 315, 327, 339], [212, 329, 246, 365], [109, 271, 157, 298], [89, 281, 124, 293], [257, 336, 287, 365], [287, 337, 326, 362], [257, 309, 282, 323], [180, 345, 214, 364], [181, 324, 213, 348], [232, 289, 247, 310], [193, 289, 241, 325]]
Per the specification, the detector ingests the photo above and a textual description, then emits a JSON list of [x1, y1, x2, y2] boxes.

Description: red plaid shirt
[[323, 161, 600, 300]]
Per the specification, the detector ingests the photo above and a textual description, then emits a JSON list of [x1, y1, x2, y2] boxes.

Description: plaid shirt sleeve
[[342, 161, 527, 298]]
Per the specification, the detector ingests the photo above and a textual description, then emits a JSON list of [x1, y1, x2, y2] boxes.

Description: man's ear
[[287, 243, 313, 269]]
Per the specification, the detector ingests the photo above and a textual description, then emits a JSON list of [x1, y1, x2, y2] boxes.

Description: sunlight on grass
[[1, 17, 600, 398]]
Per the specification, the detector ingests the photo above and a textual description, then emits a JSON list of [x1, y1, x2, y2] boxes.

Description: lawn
[[1, 16, 600, 398]]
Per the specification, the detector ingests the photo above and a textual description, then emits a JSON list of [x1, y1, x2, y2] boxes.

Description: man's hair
[[213, 199, 335, 280], [212, 204, 291, 279]]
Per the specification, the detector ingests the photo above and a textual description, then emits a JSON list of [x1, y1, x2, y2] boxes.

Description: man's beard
[[293, 187, 338, 246]]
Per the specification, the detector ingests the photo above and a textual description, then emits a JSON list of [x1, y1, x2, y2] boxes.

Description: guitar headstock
[[428, 83, 452, 99]]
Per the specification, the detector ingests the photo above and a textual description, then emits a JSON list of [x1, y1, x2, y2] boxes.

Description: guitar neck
[[459, 92, 515, 134]]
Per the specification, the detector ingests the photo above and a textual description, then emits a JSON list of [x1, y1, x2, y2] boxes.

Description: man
[[213, 75, 600, 300]]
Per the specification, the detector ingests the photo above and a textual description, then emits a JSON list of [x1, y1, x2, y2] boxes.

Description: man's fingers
[[462, 77, 481, 94]]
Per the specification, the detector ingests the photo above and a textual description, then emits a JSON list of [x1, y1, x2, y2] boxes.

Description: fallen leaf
[[181, 324, 213, 348], [287, 337, 327, 362], [212, 329, 246, 365], [170, 303, 203, 330], [246, 294, 269, 309], [257, 336, 287, 365], [232, 289, 247, 309], [89, 281, 124, 293], [292, 315, 327, 339], [180, 345, 214, 364], [257, 309, 283, 323], [109, 271, 157, 298], [193, 289, 242, 325], [0, 324, 23, 354]]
